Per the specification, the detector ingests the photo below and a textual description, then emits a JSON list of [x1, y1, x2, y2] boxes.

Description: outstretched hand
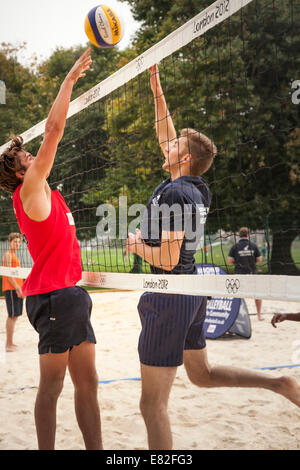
[[271, 314, 287, 328], [149, 64, 162, 97], [67, 47, 93, 84]]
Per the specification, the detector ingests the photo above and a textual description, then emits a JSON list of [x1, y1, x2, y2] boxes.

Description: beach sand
[[0, 291, 300, 450]]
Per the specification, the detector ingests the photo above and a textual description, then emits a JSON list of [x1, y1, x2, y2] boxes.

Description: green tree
[[0, 43, 42, 238]]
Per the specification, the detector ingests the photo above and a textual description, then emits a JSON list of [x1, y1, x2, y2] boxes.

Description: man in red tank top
[[0, 49, 102, 450]]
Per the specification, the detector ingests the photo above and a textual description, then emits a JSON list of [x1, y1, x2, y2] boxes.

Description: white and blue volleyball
[[84, 5, 124, 48]]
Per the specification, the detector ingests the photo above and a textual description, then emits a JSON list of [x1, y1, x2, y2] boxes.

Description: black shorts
[[26, 286, 96, 355], [5, 290, 23, 318], [138, 292, 207, 367]]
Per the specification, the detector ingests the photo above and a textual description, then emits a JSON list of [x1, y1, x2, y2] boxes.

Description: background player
[[2, 232, 24, 352], [228, 227, 263, 320]]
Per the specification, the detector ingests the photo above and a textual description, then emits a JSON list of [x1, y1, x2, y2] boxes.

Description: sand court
[[0, 291, 300, 450]]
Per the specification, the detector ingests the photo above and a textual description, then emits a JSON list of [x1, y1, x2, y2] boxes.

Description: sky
[[0, 0, 141, 66]]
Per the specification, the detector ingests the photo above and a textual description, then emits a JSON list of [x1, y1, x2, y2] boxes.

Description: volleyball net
[[0, 0, 299, 301]]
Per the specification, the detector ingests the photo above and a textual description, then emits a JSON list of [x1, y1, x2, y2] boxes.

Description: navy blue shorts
[[26, 286, 96, 355], [5, 290, 23, 318], [138, 292, 207, 367]]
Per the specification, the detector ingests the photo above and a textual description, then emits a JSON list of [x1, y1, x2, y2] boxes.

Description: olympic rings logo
[[225, 278, 240, 294]]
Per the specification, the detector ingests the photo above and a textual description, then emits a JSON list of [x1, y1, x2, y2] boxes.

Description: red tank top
[[13, 184, 82, 296]]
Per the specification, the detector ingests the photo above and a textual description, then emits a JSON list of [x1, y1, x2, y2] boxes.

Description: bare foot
[[275, 376, 300, 408], [6, 345, 18, 352], [258, 317, 264, 321]]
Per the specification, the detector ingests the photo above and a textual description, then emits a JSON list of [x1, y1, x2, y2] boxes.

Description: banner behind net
[[0, 0, 299, 300]]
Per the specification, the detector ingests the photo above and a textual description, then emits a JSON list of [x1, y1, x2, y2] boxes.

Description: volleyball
[[84, 5, 124, 48]]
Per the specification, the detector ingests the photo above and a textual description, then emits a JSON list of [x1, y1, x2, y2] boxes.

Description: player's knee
[[140, 394, 166, 420], [185, 365, 212, 388], [74, 371, 99, 394], [139, 394, 151, 417], [88, 371, 99, 391], [184, 352, 212, 388], [39, 375, 65, 400]]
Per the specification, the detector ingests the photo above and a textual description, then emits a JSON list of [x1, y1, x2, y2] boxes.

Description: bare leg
[[35, 351, 69, 450], [184, 348, 300, 407], [255, 299, 263, 321], [6, 317, 18, 351], [68, 342, 102, 450], [140, 363, 177, 450]]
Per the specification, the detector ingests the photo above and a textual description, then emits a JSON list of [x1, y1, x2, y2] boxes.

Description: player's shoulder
[[152, 178, 181, 200], [152, 178, 171, 196], [228, 243, 237, 253], [248, 240, 259, 249], [2, 250, 11, 263], [12, 183, 22, 200], [160, 182, 186, 205]]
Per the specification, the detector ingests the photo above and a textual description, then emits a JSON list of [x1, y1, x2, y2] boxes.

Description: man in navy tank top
[[126, 64, 300, 450], [0, 49, 102, 450]]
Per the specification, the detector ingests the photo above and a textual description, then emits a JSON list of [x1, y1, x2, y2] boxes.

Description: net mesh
[[0, 0, 299, 300]]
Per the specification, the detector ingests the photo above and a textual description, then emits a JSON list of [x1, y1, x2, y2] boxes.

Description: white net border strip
[[0, 0, 253, 153], [0, 267, 299, 301]]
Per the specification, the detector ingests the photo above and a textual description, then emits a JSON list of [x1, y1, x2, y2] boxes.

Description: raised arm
[[271, 313, 300, 327], [149, 65, 177, 157], [18, 48, 92, 221], [21, 48, 92, 196]]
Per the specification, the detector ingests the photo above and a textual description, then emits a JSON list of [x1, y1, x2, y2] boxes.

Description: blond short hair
[[180, 128, 217, 176], [8, 232, 22, 243]]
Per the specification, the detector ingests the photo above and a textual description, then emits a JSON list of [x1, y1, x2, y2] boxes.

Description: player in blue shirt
[[126, 64, 300, 449], [228, 227, 263, 320]]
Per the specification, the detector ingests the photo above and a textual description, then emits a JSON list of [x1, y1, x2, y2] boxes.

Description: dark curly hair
[[0, 135, 26, 193]]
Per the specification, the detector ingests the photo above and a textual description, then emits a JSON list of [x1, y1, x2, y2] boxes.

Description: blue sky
[[0, 1, 140, 65]]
